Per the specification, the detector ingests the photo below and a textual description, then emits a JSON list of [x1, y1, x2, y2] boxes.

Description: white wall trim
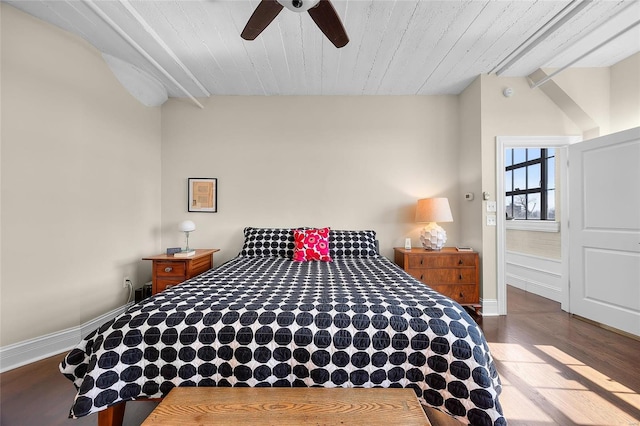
[[0, 303, 132, 373], [507, 274, 562, 301], [506, 250, 562, 302], [481, 298, 500, 316]]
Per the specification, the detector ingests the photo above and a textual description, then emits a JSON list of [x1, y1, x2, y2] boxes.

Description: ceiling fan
[[241, 0, 349, 48]]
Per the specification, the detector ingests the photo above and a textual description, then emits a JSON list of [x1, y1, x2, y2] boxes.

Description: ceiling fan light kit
[[241, 0, 349, 48]]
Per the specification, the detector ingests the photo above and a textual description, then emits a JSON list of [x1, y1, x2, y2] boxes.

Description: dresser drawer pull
[[459, 292, 464, 298], [458, 259, 464, 265], [420, 258, 424, 265], [420, 274, 424, 280], [459, 274, 463, 280], [164, 267, 173, 273]]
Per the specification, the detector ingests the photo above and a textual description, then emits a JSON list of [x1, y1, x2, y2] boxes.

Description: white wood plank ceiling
[[5, 0, 640, 101]]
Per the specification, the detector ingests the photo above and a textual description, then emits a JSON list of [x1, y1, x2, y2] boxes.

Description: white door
[[569, 127, 640, 336]]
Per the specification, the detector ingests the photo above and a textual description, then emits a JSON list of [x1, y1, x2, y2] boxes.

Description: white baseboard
[[481, 298, 499, 316], [0, 303, 132, 373], [507, 273, 562, 302], [506, 251, 562, 303]]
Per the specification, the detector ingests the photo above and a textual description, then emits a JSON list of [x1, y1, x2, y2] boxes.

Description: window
[[505, 148, 555, 220]]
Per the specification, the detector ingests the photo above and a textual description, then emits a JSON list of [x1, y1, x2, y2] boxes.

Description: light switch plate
[[487, 215, 497, 226], [486, 201, 497, 212]]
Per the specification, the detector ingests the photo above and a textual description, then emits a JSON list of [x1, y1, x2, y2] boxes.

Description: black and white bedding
[[61, 228, 506, 425]]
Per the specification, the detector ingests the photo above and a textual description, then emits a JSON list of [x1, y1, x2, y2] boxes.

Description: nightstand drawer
[[407, 254, 476, 269], [156, 278, 184, 293], [430, 284, 478, 305], [407, 268, 477, 285], [144, 249, 220, 296], [155, 261, 186, 278]]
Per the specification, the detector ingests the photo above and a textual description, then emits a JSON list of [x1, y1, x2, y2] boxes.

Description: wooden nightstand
[[143, 249, 220, 295], [394, 247, 480, 313]]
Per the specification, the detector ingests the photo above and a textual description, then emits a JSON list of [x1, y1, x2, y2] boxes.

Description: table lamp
[[415, 198, 453, 250], [178, 220, 196, 252]]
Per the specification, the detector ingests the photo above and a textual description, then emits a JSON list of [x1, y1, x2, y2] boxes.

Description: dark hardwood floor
[[1, 286, 639, 425]]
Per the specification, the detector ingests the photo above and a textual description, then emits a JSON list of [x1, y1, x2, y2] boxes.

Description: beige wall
[[160, 96, 463, 263], [0, 5, 162, 346], [610, 52, 640, 133], [506, 230, 561, 259], [549, 67, 611, 136], [458, 78, 484, 253]]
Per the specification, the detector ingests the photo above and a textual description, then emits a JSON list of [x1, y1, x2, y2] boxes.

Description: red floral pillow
[[293, 227, 332, 262]]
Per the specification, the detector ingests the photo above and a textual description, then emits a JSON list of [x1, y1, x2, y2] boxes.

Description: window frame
[[505, 148, 555, 220]]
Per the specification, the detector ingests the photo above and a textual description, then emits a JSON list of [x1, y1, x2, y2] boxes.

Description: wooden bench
[[140, 387, 432, 425]]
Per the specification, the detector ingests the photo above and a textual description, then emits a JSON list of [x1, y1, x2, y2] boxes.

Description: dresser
[[143, 249, 220, 295], [394, 247, 480, 313]]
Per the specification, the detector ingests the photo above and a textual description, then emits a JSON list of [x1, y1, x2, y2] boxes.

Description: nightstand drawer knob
[[459, 292, 464, 298], [164, 267, 173, 273], [458, 259, 464, 265], [420, 274, 424, 280], [459, 274, 463, 280], [420, 259, 424, 265]]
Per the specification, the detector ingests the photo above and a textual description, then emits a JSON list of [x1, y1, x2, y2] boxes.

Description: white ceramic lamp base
[[420, 222, 447, 250]]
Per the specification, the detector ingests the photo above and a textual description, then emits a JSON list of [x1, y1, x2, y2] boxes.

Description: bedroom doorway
[[496, 136, 579, 315]]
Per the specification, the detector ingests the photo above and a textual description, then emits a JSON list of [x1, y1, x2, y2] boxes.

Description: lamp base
[[420, 222, 447, 250]]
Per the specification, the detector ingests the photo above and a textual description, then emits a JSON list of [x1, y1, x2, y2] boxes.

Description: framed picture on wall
[[188, 178, 218, 212]]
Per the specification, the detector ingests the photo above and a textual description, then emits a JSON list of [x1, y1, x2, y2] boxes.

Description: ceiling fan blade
[[241, 0, 284, 40], [307, 0, 349, 48]]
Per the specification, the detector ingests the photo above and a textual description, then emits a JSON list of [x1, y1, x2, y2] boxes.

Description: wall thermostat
[[464, 192, 474, 201]]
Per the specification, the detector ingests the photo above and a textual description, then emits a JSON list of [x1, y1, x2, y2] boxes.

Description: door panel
[[569, 127, 640, 336]]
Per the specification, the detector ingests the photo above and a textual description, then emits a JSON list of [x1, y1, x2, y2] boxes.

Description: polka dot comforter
[[60, 255, 506, 425]]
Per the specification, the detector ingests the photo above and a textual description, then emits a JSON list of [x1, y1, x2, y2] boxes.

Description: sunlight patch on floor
[[537, 344, 640, 410], [539, 388, 639, 425], [494, 378, 554, 422], [489, 342, 640, 425]]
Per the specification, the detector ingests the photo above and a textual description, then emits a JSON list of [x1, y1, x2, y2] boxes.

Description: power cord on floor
[[124, 279, 133, 304]]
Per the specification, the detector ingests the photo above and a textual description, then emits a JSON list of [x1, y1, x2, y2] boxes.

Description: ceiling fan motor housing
[[277, 0, 321, 12]]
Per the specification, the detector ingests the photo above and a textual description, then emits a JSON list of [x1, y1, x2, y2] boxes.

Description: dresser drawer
[[429, 284, 478, 305], [407, 268, 477, 285], [407, 254, 476, 269], [155, 261, 186, 278], [394, 247, 480, 311]]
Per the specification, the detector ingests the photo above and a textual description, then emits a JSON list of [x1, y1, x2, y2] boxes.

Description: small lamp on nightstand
[[415, 197, 453, 250], [178, 220, 196, 252]]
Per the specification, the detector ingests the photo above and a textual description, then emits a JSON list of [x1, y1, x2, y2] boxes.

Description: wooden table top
[[142, 248, 220, 261], [141, 387, 431, 426]]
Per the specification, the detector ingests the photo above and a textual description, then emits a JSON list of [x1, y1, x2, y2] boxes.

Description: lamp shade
[[178, 220, 196, 232], [415, 198, 453, 223]]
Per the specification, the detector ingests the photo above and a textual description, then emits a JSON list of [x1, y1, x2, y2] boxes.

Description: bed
[[60, 227, 506, 425]]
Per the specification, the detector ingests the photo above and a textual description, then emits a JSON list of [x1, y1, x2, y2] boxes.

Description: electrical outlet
[[123, 277, 130, 288], [487, 215, 497, 226]]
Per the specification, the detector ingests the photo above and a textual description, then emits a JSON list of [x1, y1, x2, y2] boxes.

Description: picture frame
[[188, 178, 217, 212]]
